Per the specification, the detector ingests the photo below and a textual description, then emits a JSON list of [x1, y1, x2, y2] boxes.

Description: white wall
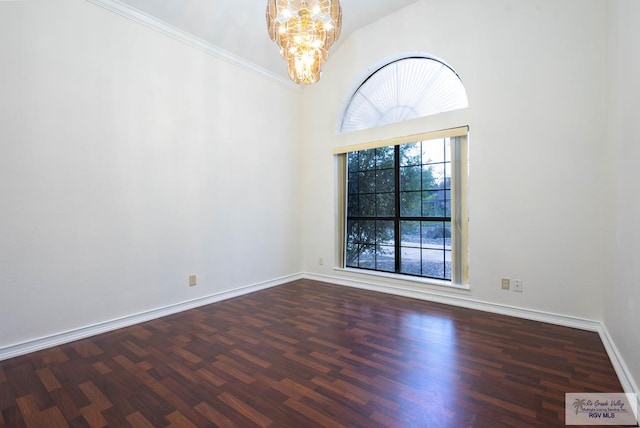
[[300, 0, 608, 320], [2, 0, 636, 394], [604, 0, 640, 396], [0, 0, 302, 349]]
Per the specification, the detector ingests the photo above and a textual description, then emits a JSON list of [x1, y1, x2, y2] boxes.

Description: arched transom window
[[340, 56, 468, 133]]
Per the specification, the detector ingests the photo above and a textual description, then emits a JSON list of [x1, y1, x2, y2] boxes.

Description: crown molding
[[85, 0, 299, 91]]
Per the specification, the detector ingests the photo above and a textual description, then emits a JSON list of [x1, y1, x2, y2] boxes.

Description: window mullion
[[394, 145, 401, 273]]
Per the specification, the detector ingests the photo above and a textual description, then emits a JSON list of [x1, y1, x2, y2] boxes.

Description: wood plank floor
[[0, 279, 628, 427]]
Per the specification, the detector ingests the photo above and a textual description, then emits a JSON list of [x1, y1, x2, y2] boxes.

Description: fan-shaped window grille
[[340, 56, 468, 133]]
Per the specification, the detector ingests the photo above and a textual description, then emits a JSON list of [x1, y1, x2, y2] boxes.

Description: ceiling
[[116, 0, 421, 81]]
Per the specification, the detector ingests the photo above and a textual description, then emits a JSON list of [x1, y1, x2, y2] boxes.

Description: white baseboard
[[2, 270, 638, 416], [303, 272, 639, 406], [598, 324, 640, 420], [303, 272, 601, 331], [0, 273, 303, 362]]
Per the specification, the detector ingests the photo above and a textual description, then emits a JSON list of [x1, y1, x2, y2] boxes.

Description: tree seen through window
[[346, 138, 452, 280]]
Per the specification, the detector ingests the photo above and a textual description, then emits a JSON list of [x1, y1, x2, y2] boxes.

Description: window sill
[[334, 267, 471, 292]]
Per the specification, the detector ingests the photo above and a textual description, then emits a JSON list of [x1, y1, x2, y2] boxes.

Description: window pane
[[345, 244, 360, 268], [346, 219, 359, 242], [422, 221, 446, 249], [400, 166, 421, 191], [422, 139, 446, 164], [347, 195, 359, 217], [376, 245, 395, 272], [347, 152, 359, 172], [376, 193, 395, 217], [444, 221, 452, 247], [445, 250, 452, 280], [400, 221, 420, 248], [376, 220, 394, 245], [422, 248, 446, 279], [360, 194, 376, 216], [422, 164, 446, 190], [376, 169, 395, 192], [360, 245, 375, 268], [376, 146, 395, 169], [348, 172, 359, 194], [422, 191, 446, 217], [424, 249, 453, 280], [360, 220, 376, 244], [401, 192, 421, 217], [443, 165, 451, 189], [400, 247, 421, 275], [360, 171, 376, 193], [359, 149, 376, 171], [444, 191, 451, 217], [444, 138, 451, 162], [400, 143, 421, 166]]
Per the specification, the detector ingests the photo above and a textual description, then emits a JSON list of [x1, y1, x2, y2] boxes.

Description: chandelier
[[266, 0, 342, 84]]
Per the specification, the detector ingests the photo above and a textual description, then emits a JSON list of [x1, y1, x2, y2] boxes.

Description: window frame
[[334, 127, 469, 288]]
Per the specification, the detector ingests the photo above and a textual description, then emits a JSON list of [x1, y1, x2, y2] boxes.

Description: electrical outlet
[[513, 279, 523, 292], [319, 257, 324, 266], [189, 274, 197, 287], [501, 277, 510, 290]]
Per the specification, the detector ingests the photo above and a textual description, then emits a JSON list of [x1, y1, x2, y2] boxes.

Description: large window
[[336, 54, 468, 286], [341, 132, 468, 284]]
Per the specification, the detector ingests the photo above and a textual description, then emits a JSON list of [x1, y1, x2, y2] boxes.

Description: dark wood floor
[[0, 279, 628, 427]]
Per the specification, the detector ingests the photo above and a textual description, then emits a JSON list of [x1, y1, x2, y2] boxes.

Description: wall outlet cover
[[513, 279, 523, 292]]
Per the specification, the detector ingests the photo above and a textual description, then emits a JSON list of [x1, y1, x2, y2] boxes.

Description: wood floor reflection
[[0, 279, 624, 427]]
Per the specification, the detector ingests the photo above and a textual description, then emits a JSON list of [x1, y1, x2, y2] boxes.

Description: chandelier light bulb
[[266, 0, 342, 84]]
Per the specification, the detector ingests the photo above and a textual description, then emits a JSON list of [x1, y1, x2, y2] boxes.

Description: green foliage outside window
[[346, 139, 452, 280]]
